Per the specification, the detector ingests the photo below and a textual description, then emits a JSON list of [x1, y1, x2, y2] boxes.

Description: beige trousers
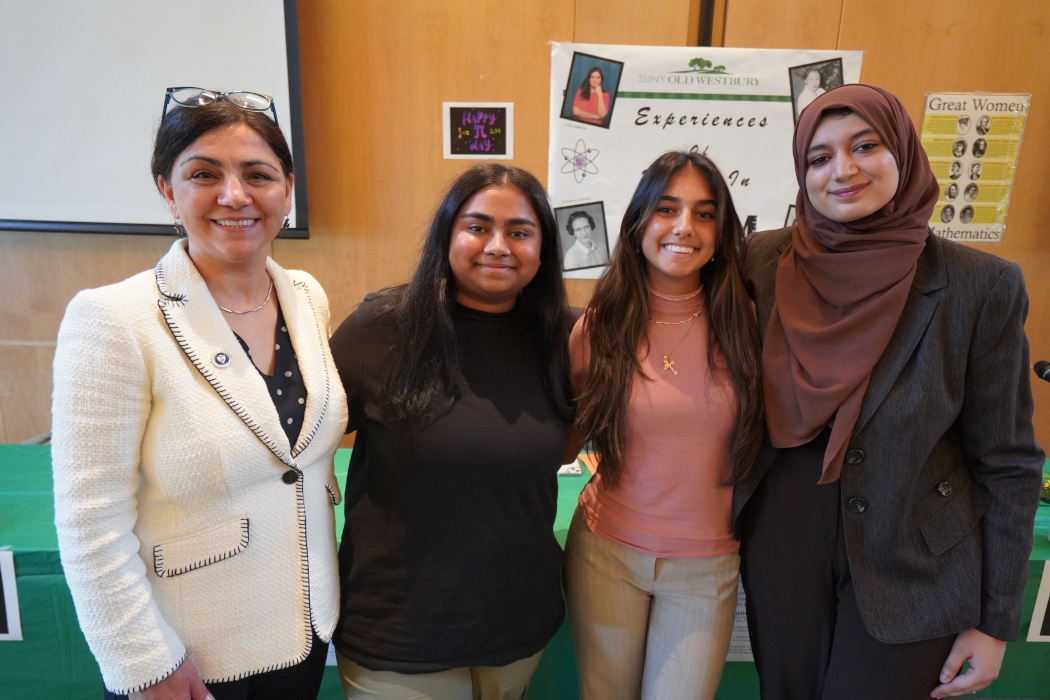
[[336, 650, 543, 700], [563, 510, 739, 700]]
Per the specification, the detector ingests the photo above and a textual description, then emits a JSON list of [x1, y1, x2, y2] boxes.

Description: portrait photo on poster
[[559, 52, 624, 130], [555, 201, 610, 272], [788, 58, 844, 122], [0, 550, 23, 641]]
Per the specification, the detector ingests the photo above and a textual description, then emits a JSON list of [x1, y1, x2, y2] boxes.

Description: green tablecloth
[[2, 444, 1048, 699]]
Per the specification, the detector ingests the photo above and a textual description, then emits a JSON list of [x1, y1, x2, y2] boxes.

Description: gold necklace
[[648, 308, 702, 375], [218, 278, 274, 315]]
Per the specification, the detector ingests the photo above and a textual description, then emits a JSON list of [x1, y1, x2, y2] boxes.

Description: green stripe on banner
[[615, 92, 792, 102]]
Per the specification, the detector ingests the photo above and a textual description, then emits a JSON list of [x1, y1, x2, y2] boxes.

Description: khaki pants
[[563, 510, 738, 700], [336, 650, 543, 700]]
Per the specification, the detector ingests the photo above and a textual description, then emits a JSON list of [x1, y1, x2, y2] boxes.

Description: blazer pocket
[[919, 477, 982, 556], [153, 518, 250, 578], [326, 478, 342, 506]]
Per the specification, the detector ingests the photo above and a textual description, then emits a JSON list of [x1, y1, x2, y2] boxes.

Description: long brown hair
[[573, 151, 762, 488]]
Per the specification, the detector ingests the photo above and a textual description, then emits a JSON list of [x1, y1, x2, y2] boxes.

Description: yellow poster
[[921, 93, 1030, 243]]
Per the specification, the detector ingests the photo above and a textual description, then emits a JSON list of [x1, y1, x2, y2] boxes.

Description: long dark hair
[[376, 163, 574, 424], [580, 67, 603, 101], [151, 102, 293, 185], [574, 151, 763, 487]]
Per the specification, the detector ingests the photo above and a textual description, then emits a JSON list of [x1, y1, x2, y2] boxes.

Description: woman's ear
[[284, 173, 295, 217], [157, 176, 179, 219]]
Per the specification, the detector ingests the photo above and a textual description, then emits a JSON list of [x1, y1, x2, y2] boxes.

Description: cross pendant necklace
[[649, 306, 702, 377]]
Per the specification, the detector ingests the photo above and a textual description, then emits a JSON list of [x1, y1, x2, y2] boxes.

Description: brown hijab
[[763, 84, 939, 483]]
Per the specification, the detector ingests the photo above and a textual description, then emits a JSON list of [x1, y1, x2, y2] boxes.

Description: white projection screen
[[0, 0, 310, 237]]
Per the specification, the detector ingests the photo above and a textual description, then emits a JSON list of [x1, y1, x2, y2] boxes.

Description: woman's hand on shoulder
[[929, 628, 1006, 698], [130, 659, 214, 700]]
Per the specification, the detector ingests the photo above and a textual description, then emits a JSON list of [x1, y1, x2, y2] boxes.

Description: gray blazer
[[735, 227, 1044, 643]]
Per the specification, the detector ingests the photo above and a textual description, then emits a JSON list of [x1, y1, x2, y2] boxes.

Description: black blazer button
[[282, 470, 300, 484], [845, 449, 865, 465], [937, 481, 952, 497], [847, 497, 868, 513]]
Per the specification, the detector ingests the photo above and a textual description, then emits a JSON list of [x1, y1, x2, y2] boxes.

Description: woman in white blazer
[[51, 90, 348, 700]]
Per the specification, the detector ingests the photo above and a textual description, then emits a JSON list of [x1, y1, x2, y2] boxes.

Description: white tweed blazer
[[51, 239, 349, 694]]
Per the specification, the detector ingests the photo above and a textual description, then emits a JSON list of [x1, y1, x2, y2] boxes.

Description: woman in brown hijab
[[737, 84, 1043, 699]]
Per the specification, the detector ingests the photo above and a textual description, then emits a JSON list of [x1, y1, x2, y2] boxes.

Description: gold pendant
[[663, 355, 678, 375]]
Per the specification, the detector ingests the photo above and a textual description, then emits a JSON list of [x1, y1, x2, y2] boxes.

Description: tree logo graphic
[[673, 58, 730, 74]]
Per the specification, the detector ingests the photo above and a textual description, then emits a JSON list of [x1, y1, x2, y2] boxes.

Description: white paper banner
[[726, 576, 753, 662], [548, 44, 863, 278], [0, 550, 23, 641]]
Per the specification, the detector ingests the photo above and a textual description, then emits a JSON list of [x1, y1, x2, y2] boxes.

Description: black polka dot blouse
[[233, 306, 308, 447]]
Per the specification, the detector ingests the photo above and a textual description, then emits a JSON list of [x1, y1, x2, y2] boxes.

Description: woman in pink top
[[572, 67, 609, 126], [563, 151, 762, 700]]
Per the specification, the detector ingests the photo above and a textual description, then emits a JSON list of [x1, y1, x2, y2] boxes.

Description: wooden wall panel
[[724, 0, 843, 49], [0, 345, 55, 443], [272, 0, 576, 326], [575, 0, 701, 46], [724, 0, 1050, 445], [0, 231, 172, 442]]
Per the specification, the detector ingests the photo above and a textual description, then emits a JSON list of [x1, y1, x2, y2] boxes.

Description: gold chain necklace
[[648, 307, 702, 375], [218, 278, 274, 315]]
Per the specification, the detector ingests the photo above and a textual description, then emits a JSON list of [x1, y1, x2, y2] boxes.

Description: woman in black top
[[328, 163, 574, 699]]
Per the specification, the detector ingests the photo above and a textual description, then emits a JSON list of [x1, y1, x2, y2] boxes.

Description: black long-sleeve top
[[328, 293, 566, 673]]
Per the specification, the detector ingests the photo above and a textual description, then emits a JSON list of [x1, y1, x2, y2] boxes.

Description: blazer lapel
[[154, 240, 295, 467], [266, 262, 331, 460], [853, 234, 947, 436]]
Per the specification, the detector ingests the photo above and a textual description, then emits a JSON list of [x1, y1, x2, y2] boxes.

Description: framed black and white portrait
[[555, 201, 609, 272], [788, 58, 844, 122]]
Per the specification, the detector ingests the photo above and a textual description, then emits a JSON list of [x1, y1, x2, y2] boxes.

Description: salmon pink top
[[570, 287, 738, 558]]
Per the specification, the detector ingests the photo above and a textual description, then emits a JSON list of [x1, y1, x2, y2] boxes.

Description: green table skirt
[[2, 445, 1049, 699]]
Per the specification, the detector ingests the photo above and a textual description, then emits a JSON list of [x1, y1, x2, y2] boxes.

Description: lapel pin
[[213, 351, 232, 368]]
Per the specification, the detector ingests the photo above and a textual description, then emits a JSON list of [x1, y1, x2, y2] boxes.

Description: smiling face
[[571, 216, 593, 244], [448, 185, 542, 313], [805, 70, 822, 90], [158, 123, 292, 269], [639, 165, 718, 295], [804, 112, 900, 223], [588, 69, 602, 89]]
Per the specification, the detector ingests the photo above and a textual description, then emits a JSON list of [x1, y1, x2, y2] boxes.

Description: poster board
[[548, 44, 863, 278], [921, 92, 1030, 244]]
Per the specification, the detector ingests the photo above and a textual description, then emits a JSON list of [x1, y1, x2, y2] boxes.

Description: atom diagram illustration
[[561, 139, 599, 183]]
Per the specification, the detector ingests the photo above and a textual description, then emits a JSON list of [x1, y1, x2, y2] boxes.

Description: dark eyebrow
[[180, 155, 221, 167], [506, 217, 537, 227], [460, 212, 537, 227], [242, 160, 279, 171], [807, 128, 879, 155], [659, 195, 716, 207], [178, 156, 279, 171]]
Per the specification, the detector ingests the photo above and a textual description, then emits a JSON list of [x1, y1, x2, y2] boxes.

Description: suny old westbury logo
[[636, 57, 761, 87]]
